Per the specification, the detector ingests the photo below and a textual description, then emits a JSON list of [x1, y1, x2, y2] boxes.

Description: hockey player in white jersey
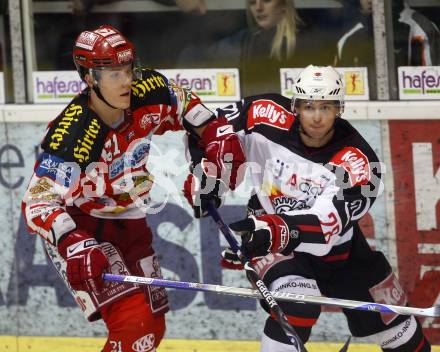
[[184, 65, 431, 351]]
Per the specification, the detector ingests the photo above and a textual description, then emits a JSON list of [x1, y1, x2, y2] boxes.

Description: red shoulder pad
[[247, 99, 295, 131], [329, 147, 371, 186]]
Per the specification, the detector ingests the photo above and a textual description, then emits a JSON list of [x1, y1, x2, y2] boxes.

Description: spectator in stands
[[334, 0, 374, 68], [178, 0, 307, 96], [241, 0, 304, 95], [394, 0, 440, 66], [335, 0, 440, 68]]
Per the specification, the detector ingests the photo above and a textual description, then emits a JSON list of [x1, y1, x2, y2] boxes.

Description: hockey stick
[[206, 203, 307, 352], [102, 273, 440, 318]]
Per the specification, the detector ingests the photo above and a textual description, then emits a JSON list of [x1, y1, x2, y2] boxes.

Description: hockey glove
[[220, 248, 266, 270], [229, 214, 300, 258], [200, 117, 246, 190], [183, 159, 226, 218], [58, 230, 110, 295], [220, 247, 244, 270]]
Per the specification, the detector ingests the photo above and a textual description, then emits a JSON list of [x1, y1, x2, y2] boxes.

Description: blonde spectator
[[179, 0, 305, 95], [246, 0, 301, 61]]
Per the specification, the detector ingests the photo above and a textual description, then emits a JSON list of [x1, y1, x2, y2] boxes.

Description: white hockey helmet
[[291, 65, 345, 116]]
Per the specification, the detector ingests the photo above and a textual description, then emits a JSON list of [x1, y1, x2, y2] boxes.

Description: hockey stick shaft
[[206, 203, 306, 352], [103, 273, 440, 318]]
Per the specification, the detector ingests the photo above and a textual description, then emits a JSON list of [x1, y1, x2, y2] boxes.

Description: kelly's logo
[[247, 99, 293, 131], [50, 104, 82, 150], [330, 147, 371, 186]]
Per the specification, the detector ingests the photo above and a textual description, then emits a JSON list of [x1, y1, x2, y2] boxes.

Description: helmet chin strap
[[89, 70, 119, 110], [92, 85, 119, 110]]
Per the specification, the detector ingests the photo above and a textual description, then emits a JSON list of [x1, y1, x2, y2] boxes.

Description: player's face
[[95, 64, 133, 109], [360, 0, 372, 15], [296, 100, 339, 147], [249, 0, 285, 30]]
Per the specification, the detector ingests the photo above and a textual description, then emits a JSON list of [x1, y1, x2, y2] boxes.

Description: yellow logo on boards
[[216, 73, 235, 96], [344, 71, 365, 95]]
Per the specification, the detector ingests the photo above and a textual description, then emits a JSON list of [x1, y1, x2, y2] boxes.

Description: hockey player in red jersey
[[185, 65, 431, 351], [22, 25, 245, 352]]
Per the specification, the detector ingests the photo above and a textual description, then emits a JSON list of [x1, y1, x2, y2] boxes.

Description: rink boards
[[0, 102, 439, 346], [1, 336, 440, 352]]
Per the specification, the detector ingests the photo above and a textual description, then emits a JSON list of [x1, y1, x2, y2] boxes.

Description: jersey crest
[[329, 146, 371, 186], [247, 99, 295, 131]]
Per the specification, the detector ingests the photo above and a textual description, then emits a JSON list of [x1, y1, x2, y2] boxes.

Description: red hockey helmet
[[73, 25, 136, 80]]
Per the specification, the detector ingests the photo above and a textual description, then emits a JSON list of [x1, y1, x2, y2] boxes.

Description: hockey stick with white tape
[[206, 203, 307, 351], [102, 273, 440, 318]]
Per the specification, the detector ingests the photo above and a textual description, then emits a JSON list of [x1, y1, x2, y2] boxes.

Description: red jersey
[[22, 68, 212, 245]]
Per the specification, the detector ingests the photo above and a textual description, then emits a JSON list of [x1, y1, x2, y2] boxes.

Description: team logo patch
[[106, 34, 126, 48], [329, 146, 371, 186], [140, 113, 161, 130], [132, 333, 155, 352], [109, 141, 150, 179], [36, 153, 75, 187], [348, 198, 370, 221], [117, 49, 133, 64], [313, 72, 323, 81], [76, 31, 99, 51], [94, 27, 117, 37], [247, 99, 294, 131], [28, 178, 56, 200], [272, 196, 308, 213]]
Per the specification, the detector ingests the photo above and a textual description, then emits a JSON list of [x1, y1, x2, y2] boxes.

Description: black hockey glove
[[183, 158, 226, 218], [229, 214, 300, 258]]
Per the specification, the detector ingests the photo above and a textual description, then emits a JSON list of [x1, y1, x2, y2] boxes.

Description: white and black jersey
[[210, 93, 382, 261], [203, 94, 431, 350]]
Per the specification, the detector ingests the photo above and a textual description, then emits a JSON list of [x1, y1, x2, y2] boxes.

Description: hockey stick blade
[[103, 273, 440, 318]]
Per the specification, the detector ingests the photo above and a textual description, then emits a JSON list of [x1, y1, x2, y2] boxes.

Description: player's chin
[[115, 96, 130, 109], [306, 128, 330, 140]]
